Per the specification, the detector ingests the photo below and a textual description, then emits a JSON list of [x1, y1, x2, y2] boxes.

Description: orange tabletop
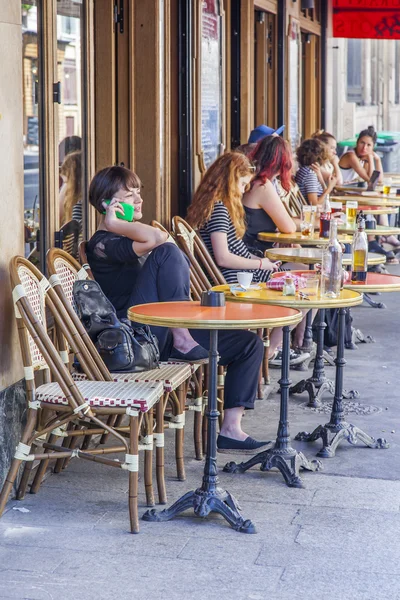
[[257, 231, 354, 246], [211, 283, 363, 310], [273, 270, 400, 294], [128, 300, 303, 329], [344, 272, 400, 293]]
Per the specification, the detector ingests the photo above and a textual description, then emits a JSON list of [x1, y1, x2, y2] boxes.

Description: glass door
[[55, 0, 87, 259]]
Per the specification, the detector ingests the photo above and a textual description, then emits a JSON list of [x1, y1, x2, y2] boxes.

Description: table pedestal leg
[[143, 330, 256, 534], [295, 308, 389, 457], [300, 309, 314, 352], [223, 327, 322, 488], [290, 308, 359, 407]]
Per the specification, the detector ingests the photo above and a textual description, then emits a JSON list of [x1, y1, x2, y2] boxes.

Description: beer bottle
[[351, 215, 368, 283]]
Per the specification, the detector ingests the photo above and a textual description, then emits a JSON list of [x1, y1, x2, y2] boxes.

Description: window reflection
[[56, 0, 85, 260], [22, 1, 40, 263]]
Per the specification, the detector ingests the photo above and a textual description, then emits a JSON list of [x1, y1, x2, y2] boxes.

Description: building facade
[[0, 0, 327, 484]]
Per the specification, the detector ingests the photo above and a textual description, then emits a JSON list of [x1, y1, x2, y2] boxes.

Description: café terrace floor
[[1, 268, 400, 600]]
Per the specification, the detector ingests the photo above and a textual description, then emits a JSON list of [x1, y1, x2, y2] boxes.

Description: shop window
[[63, 59, 77, 105], [22, 0, 41, 264], [347, 38, 363, 104], [200, 0, 223, 170]]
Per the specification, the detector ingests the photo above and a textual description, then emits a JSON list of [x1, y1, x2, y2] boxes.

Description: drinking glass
[[301, 273, 319, 298], [383, 178, 392, 196], [346, 201, 358, 230], [300, 206, 316, 237], [330, 201, 342, 215]]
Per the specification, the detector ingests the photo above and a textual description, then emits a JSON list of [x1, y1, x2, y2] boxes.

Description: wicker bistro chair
[[47, 248, 194, 491], [0, 257, 165, 533]]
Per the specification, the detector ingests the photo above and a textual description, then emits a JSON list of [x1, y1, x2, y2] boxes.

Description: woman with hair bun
[[338, 125, 383, 184]]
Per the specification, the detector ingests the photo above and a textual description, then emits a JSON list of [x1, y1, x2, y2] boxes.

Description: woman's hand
[[310, 162, 323, 178], [327, 174, 337, 192], [261, 258, 280, 271], [102, 198, 125, 230]]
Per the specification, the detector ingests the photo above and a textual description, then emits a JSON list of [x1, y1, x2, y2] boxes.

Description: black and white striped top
[[295, 166, 323, 200], [199, 201, 270, 284]]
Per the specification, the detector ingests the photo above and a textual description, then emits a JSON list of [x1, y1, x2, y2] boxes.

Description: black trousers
[[128, 243, 264, 410]]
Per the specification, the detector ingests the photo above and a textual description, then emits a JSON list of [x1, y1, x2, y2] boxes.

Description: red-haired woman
[[241, 136, 296, 254], [187, 151, 280, 284]]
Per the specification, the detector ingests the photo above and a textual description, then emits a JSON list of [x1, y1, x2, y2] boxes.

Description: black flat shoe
[[169, 345, 209, 364], [217, 434, 272, 455]]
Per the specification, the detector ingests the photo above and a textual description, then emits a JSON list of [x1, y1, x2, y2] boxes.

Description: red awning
[[333, 1, 400, 39]]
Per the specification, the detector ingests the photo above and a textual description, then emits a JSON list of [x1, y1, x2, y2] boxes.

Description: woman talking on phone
[[86, 165, 268, 454]]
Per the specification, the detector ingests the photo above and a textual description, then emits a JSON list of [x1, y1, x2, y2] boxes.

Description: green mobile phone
[[103, 200, 135, 222]]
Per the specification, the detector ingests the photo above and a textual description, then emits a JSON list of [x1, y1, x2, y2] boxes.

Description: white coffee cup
[[237, 272, 253, 289]]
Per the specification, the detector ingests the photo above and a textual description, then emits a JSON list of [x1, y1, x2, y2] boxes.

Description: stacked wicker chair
[[0, 257, 165, 533], [46, 248, 198, 491]]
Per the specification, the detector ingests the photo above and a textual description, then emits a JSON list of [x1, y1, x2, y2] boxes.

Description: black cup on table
[[201, 291, 226, 307]]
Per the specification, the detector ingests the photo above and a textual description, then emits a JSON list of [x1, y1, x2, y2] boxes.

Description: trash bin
[[376, 140, 400, 173]]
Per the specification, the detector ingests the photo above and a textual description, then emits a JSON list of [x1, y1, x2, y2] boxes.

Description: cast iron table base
[[143, 330, 256, 534], [290, 308, 359, 408], [223, 327, 322, 488], [295, 308, 389, 457]]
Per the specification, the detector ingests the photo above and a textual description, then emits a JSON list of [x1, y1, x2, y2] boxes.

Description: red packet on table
[[266, 274, 307, 291]]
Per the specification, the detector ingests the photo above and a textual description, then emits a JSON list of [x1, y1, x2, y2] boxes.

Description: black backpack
[[73, 279, 160, 373]]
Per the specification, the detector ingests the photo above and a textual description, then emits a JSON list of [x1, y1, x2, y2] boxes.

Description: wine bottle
[[351, 215, 368, 283], [321, 218, 343, 298], [319, 194, 331, 239]]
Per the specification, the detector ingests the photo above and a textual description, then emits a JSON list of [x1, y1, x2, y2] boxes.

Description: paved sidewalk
[[1, 272, 400, 600]]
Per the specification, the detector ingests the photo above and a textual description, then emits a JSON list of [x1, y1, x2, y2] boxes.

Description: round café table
[[211, 284, 378, 475], [343, 271, 400, 293], [267, 270, 389, 459], [264, 247, 386, 267], [333, 195, 400, 207], [362, 207, 398, 216], [338, 224, 400, 236], [257, 231, 354, 246], [264, 248, 385, 358], [128, 300, 302, 532]]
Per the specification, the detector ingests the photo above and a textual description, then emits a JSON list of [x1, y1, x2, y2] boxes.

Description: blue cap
[[248, 124, 285, 144]]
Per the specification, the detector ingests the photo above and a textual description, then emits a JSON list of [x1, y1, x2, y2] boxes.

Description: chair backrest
[[10, 256, 102, 409], [78, 240, 94, 279], [47, 248, 90, 307], [288, 182, 308, 217], [172, 216, 226, 288], [59, 219, 81, 259], [151, 219, 203, 299], [46, 248, 111, 381]]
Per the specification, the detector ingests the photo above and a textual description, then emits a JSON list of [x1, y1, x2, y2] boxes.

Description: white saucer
[[230, 283, 262, 294]]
